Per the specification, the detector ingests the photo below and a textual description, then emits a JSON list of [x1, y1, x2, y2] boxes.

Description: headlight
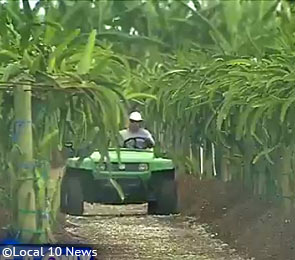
[[138, 163, 148, 171], [118, 164, 125, 170]]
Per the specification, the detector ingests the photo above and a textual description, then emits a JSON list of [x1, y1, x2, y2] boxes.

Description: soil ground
[[177, 174, 295, 260], [2, 171, 295, 260], [56, 203, 249, 260]]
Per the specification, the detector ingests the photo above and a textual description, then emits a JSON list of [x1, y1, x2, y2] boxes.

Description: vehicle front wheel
[[60, 176, 84, 216], [148, 178, 178, 215]]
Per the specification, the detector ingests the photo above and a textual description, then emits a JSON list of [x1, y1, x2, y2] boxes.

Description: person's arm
[[145, 129, 155, 147], [118, 130, 126, 147]]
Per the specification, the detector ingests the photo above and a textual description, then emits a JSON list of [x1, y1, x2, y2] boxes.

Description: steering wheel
[[123, 137, 153, 149]]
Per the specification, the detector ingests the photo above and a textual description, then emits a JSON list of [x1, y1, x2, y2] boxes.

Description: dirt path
[[63, 203, 251, 260]]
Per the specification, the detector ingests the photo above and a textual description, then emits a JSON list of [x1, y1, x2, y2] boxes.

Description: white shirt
[[119, 128, 155, 147]]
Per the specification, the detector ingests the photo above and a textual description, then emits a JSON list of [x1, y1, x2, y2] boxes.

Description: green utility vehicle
[[60, 137, 178, 216]]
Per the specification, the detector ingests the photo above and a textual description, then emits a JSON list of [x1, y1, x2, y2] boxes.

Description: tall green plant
[[0, 0, 134, 242], [136, 0, 295, 215]]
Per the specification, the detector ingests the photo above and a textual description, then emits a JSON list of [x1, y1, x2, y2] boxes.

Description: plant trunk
[[220, 146, 231, 182], [191, 143, 200, 178], [257, 163, 267, 196], [214, 145, 221, 180], [277, 146, 293, 216], [241, 136, 255, 192], [202, 141, 214, 179], [14, 85, 37, 242], [229, 143, 243, 182]]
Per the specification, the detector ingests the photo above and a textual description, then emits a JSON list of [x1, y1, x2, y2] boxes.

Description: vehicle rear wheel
[[60, 176, 84, 216], [148, 178, 178, 215]]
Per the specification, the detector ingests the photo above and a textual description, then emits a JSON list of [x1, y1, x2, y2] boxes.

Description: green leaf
[[0, 50, 19, 62], [252, 145, 278, 165], [222, 0, 241, 34], [250, 107, 266, 135], [225, 59, 253, 66], [216, 93, 234, 130], [266, 76, 283, 89], [89, 57, 110, 76], [125, 93, 157, 100], [77, 29, 97, 75], [48, 29, 80, 72], [2, 64, 21, 81], [35, 71, 60, 88], [22, 49, 32, 68], [22, 0, 33, 19], [30, 54, 46, 74], [44, 4, 59, 45], [38, 129, 59, 158], [280, 97, 295, 123], [235, 106, 253, 141], [157, 69, 188, 81], [110, 178, 125, 201], [6, 1, 22, 24]]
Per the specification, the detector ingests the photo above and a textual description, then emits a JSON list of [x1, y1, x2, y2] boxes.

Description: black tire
[[60, 178, 68, 214], [147, 201, 157, 215], [60, 176, 84, 216], [148, 179, 179, 215]]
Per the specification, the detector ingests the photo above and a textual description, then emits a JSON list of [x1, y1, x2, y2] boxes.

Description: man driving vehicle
[[119, 111, 155, 149]]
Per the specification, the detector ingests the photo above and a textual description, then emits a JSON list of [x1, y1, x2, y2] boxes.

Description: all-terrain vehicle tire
[[147, 201, 157, 215], [60, 178, 68, 214], [148, 179, 178, 215], [60, 176, 84, 216]]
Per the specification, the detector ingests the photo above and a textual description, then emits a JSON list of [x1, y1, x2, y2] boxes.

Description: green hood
[[66, 148, 174, 172], [90, 149, 155, 163]]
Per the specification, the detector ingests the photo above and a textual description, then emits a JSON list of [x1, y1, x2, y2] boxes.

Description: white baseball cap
[[129, 111, 143, 121]]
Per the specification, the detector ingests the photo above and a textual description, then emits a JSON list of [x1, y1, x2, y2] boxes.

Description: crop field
[[1, 0, 295, 259]]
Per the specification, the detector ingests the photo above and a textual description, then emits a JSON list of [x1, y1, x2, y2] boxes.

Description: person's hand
[[144, 138, 154, 148]]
